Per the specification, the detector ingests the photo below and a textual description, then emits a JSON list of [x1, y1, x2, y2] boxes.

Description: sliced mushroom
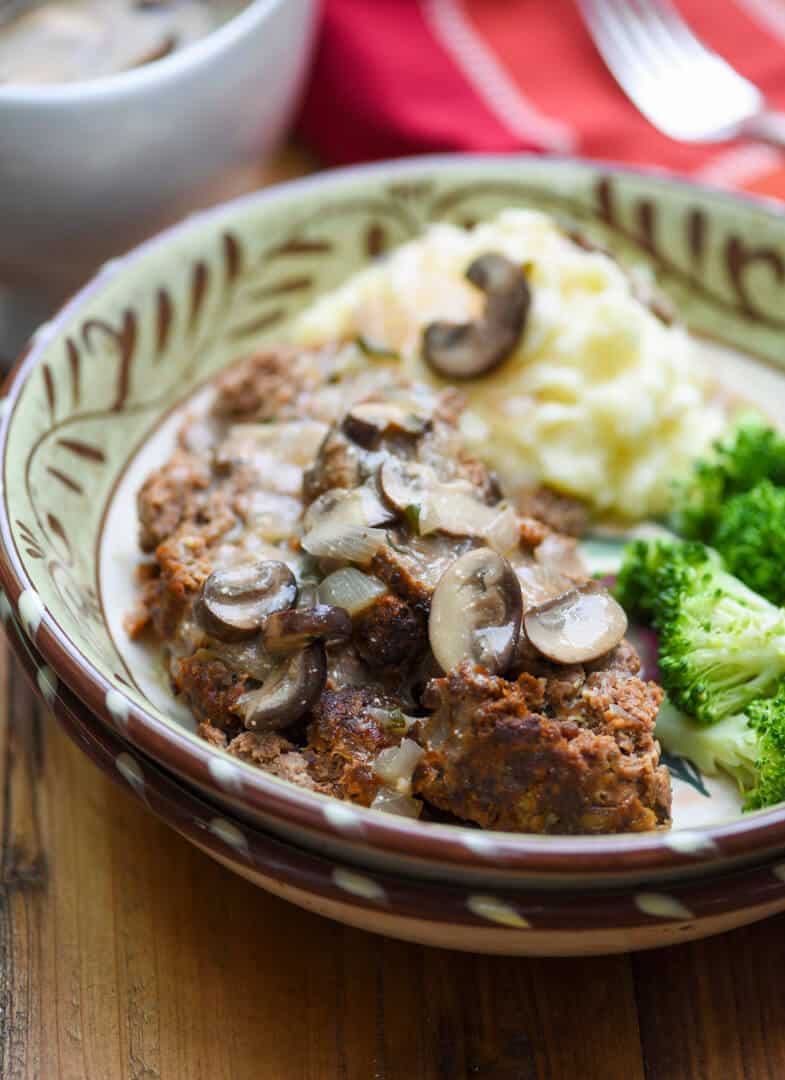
[[418, 487, 500, 539], [422, 253, 530, 379], [263, 604, 352, 654], [195, 561, 297, 642], [515, 564, 575, 610], [379, 458, 440, 519], [429, 548, 522, 675], [379, 456, 516, 546], [342, 401, 431, 448], [523, 582, 627, 665], [238, 643, 326, 732], [303, 484, 395, 534]]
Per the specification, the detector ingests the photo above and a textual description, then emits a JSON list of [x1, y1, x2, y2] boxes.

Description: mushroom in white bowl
[[0, 0, 318, 354]]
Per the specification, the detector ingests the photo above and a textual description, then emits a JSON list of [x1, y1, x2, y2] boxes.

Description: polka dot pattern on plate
[[323, 802, 364, 833], [332, 868, 386, 902], [209, 817, 249, 854], [467, 895, 531, 929], [635, 892, 694, 920], [105, 688, 130, 732], [36, 665, 57, 706], [207, 756, 243, 793], [664, 830, 719, 856], [18, 589, 45, 639], [115, 752, 145, 799], [460, 831, 501, 856]]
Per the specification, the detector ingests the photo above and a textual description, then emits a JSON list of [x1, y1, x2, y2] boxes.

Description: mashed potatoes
[[294, 209, 725, 518]]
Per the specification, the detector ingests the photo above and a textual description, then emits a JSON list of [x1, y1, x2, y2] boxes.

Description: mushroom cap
[[422, 252, 531, 380], [195, 560, 297, 643], [342, 401, 431, 448], [428, 547, 522, 675], [523, 582, 628, 665]]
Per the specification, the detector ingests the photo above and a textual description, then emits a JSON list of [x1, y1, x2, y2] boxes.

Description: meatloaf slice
[[413, 661, 670, 834], [308, 687, 405, 806], [226, 732, 335, 795], [211, 350, 312, 422]]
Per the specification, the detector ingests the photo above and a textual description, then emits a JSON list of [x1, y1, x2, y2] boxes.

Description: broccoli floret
[[744, 686, 785, 810], [615, 538, 719, 627], [669, 413, 785, 540], [617, 539, 785, 725], [711, 480, 785, 606], [656, 688, 785, 811], [655, 696, 757, 792]]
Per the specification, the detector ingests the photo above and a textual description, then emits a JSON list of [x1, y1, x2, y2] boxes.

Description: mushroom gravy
[[0, 0, 244, 84], [125, 340, 672, 834]]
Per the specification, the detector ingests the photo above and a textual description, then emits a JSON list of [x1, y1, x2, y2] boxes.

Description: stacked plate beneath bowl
[[4, 156, 785, 955]]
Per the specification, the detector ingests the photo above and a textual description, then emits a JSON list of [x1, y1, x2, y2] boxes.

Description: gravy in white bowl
[[0, 0, 244, 84]]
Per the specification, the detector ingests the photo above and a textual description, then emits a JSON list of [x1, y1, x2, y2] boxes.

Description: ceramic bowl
[[8, 608, 785, 956], [0, 0, 317, 299], [3, 156, 785, 896]]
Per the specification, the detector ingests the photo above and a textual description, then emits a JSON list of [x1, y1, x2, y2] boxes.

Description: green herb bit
[[403, 503, 422, 533]]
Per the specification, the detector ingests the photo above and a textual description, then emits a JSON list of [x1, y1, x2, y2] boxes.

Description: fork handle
[[740, 110, 785, 149]]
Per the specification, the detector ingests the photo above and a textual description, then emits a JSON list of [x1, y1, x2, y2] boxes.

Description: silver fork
[[577, 0, 785, 147]]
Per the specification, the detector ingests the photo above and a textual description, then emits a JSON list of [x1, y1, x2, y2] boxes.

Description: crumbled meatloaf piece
[[211, 350, 312, 422], [513, 486, 590, 538], [308, 688, 403, 805], [413, 661, 670, 834], [137, 449, 211, 553], [585, 640, 641, 676], [140, 529, 220, 640], [199, 722, 228, 748], [173, 652, 250, 734], [226, 732, 333, 794], [352, 595, 428, 669], [519, 516, 551, 550]]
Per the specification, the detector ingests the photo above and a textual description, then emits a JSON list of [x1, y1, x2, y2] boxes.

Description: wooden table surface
[[4, 148, 785, 1080]]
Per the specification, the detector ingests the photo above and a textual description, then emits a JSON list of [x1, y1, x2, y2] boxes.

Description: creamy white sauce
[[0, 0, 243, 84]]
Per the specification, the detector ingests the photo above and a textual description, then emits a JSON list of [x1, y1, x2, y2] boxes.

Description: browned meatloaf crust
[[413, 662, 670, 834]]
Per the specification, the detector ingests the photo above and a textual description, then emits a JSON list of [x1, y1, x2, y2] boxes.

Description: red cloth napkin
[[298, 0, 785, 198]]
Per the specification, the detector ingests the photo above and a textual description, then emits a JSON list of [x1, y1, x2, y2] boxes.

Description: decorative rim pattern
[[5, 155, 785, 883], [7, 604, 785, 942]]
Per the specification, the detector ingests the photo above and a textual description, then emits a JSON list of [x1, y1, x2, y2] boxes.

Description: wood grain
[[0, 641, 649, 1080], [5, 628, 785, 1080]]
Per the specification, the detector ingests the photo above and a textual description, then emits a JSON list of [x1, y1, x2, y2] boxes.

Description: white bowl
[[0, 0, 318, 300]]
